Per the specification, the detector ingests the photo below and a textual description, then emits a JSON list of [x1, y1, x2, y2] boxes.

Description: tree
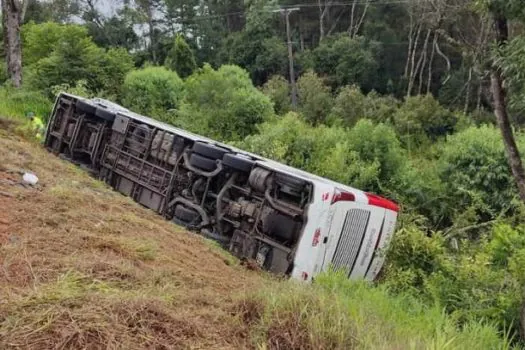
[[24, 23, 134, 97], [217, 1, 287, 86], [1, 0, 28, 87], [310, 34, 381, 92], [296, 70, 332, 125], [135, 0, 162, 64], [177, 64, 273, 141], [121, 66, 184, 118], [165, 34, 196, 78], [490, 16, 525, 203], [262, 75, 291, 115]]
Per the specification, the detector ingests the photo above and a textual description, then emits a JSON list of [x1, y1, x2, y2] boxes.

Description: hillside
[[0, 122, 263, 349], [0, 121, 517, 350]]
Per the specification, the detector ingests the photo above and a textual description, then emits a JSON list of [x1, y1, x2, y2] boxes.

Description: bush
[[329, 86, 400, 127], [177, 64, 273, 141], [393, 94, 457, 147], [121, 67, 185, 119], [241, 115, 405, 193], [262, 75, 290, 115], [297, 70, 332, 125], [384, 220, 525, 337], [345, 119, 405, 192], [438, 125, 521, 226]]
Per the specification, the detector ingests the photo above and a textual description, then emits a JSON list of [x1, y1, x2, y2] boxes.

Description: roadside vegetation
[[1, 128, 514, 349], [2, 0, 525, 348]]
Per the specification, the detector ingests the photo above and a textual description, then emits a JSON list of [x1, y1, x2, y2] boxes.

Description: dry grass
[[0, 124, 263, 349]]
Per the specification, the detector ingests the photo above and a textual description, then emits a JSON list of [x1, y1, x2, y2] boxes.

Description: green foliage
[[345, 119, 405, 192], [497, 35, 525, 123], [262, 75, 290, 115], [121, 66, 185, 119], [165, 34, 197, 78], [23, 22, 134, 97], [393, 94, 458, 147], [310, 34, 381, 91], [296, 70, 332, 125], [241, 115, 404, 193], [176, 64, 273, 141], [50, 80, 93, 99], [384, 222, 525, 337], [329, 85, 399, 126], [218, 2, 286, 86], [0, 86, 52, 122], [438, 125, 520, 224]]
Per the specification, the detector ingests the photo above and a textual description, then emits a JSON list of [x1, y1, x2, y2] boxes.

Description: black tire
[[95, 108, 116, 122], [223, 153, 254, 173], [174, 204, 200, 223], [189, 153, 217, 171], [192, 142, 229, 160], [76, 99, 96, 115]]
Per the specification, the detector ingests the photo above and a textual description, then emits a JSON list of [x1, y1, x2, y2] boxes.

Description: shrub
[[121, 67, 185, 119], [329, 86, 399, 127], [177, 64, 273, 141], [393, 94, 457, 147], [297, 70, 332, 125], [438, 125, 521, 225], [241, 115, 405, 193], [345, 119, 405, 192], [262, 75, 290, 115]]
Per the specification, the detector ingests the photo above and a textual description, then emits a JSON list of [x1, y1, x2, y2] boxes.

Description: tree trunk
[[2, 0, 23, 88], [464, 67, 472, 115], [426, 32, 437, 94], [491, 13, 525, 202]]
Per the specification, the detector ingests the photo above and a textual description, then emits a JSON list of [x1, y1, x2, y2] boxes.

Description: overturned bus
[[44, 93, 399, 282]]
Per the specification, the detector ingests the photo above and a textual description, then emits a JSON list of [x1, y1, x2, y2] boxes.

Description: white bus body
[[44, 93, 399, 281]]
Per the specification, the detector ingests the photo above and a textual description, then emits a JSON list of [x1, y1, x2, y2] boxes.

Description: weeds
[[236, 270, 520, 350], [0, 86, 52, 121]]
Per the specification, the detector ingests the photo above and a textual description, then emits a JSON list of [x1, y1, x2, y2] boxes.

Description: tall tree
[[135, 0, 162, 63], [1, 0, 27, 87], [488, 3, 525, 202], [165, 34, 196, 78]]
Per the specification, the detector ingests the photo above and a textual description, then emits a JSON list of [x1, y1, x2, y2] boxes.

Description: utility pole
[[274, 7, 299, 109]]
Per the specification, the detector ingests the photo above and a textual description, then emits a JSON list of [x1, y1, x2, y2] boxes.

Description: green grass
[[238, 270, 519, 350], [0, 85, 52, 121]]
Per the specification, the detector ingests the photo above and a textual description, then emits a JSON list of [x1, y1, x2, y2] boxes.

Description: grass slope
[[0, 120, 516, 349], [0, 122, 262, 349]]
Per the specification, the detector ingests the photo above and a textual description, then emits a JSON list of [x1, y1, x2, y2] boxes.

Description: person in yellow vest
[[26, 112, 45, 141]]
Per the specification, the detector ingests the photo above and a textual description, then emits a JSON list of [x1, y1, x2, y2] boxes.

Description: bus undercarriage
[[44, 94, 313, 275]]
